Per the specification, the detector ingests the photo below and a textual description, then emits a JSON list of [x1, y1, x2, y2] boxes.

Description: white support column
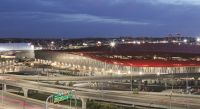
[[81, 98, 87, 109], [3, 84, 6, 91], [138, 79, 142, 90], [194, 77, 199, 87], [164, 80, 168, 89], [22, 88, 28, 97]]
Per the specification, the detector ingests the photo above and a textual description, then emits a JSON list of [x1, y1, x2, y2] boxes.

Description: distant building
[[36, 43, 200, 76], [0, 43, 35, 60]]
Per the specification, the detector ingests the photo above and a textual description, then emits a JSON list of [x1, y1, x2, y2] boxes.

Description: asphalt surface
[[2, 77, 200, 109], [0, 91, 77, 109]]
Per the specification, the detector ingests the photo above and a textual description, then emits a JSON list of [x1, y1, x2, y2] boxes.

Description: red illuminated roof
[[43, 43, 200, 67], [81, 53, 200, 67]]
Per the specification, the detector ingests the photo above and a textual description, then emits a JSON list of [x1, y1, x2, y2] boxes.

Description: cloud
[[36, 0, 56, 6], [1, 0, 199, 37], [108, 0, 200, 5], [51, 13, 149, 25], [144, 0, 200, 5], [0, 12, 149, 25]]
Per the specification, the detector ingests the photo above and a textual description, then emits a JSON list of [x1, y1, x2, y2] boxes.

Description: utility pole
[[1, 67, 4, 109], [45, 95, 53, 109], [170, 71, 174, 109]]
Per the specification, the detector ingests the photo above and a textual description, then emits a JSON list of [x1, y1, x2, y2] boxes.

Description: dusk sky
[[0, 0, 200, 38]]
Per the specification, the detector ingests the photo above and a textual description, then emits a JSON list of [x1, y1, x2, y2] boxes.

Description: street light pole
[[70, 99, 71, 109], [131, 74, 133, 92], [72, 90, 77, 109], [1, 66, 4, 109], [186, 73, 189, 94], [170, 71, 174, 109], [46, 95, 53, 109], [128, 68, 133, 92]]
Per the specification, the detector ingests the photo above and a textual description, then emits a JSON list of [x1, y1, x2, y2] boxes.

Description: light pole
[[37, 69, 39, 88], [45, 95, 53, 109], [186, 73, 189, 94], [1, 66, 4, 109], [131, 74, 133, 92], [128, 69, 132, 92], [156, 72, 160, 85], [74, 91, 77, 109], [170, 71, 174, 109], [70, 98, 71, 109]]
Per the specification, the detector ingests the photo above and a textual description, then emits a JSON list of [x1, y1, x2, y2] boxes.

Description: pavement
[[2, 78, 200, 109], [0, 91, 78, 109], [0, 94, 44, 109], [1, 75, 200, 109]]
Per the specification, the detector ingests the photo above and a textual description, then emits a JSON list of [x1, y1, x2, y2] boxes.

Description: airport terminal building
[[0, 43, 35, 60], [35, 43, 200, 76]]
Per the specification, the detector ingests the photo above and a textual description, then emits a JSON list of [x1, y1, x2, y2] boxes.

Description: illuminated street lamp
[[139, 72, 143, 75], [117, 70, 121, 75], [110, 42, 116, 47], [83, 43, 88, 46], [128, 70, 133, 91], [197, 38, 200, 42], [136, 41, 141, 45], [51, 41, 54, 44], [153, 55, 157, 60], [156, 72, 160, 85], [156, 72, 160, 76], [183, 39, 187, 43], [31, 45, 34, 50], [83, 66, 86, 70], [128, 71, 131, 74], [97, 41, 102, 45]]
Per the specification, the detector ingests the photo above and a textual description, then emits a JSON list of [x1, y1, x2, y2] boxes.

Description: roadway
[[1, 62, 200, 109], [5, 73, 200, 81], [0, 91, 72, 109], [1, 78, 200, 109]]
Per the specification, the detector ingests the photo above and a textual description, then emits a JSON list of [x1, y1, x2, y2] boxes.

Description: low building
[[0, 43, 35, 60]]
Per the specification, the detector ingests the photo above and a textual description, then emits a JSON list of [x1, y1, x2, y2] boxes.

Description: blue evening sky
[[0, 0, 200, 38]]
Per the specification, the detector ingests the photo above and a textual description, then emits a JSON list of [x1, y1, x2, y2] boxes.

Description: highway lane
[[2, 78, 200, 109], [5, 73, 200, 81], [0, 91, 78, 109], [0, 92, 53, 109], [77, 90, 200, 109]]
